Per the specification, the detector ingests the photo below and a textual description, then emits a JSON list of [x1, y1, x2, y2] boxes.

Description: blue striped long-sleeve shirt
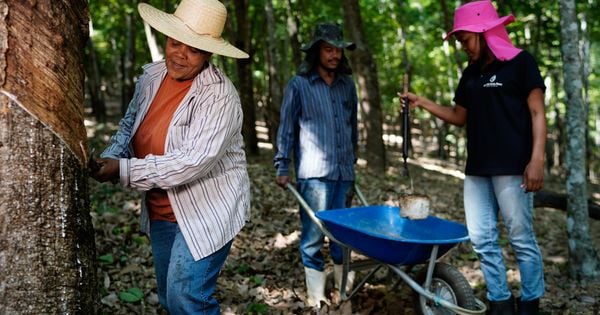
[[274, 70, 358, 181]]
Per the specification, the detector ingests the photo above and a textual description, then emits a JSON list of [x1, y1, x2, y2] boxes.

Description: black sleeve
[[453, 66, 472, 109], [520, 51, 546, 95]]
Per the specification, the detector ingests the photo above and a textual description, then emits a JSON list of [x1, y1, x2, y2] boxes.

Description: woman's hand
[[90, 158, 120, 184], [398, 92, 422, 110], [522, 159, 544, 192]]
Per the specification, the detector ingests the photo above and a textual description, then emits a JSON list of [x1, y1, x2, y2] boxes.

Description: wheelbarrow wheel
[[413, 262, 478, 315]]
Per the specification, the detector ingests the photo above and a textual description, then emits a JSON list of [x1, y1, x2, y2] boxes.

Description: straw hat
[[444, 0, 515, 40], [138, 0, 248, 59]]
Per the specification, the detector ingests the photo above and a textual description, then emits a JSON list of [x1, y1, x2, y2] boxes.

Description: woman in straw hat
[[402, 1, 546, 314], [91, 0, 250, 313]]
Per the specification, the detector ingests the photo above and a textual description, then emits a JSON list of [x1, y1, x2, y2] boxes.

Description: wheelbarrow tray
[[316, 205, 469, 265]]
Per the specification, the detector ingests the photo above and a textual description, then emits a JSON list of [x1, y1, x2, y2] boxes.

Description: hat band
[[174, 0, 225, 38]]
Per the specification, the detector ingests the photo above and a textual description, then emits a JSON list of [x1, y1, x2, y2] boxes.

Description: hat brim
[[444, 15, 515, 40], [138, 3, 248, 59], [300, 39, 356, 52]]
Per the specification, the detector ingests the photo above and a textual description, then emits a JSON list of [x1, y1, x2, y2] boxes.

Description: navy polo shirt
[[454, 51, 545, 176]]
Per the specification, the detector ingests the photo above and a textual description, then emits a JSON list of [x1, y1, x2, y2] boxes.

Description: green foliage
[[245, 302, 270, 314], [98, 253, 115, 265], [118, 287, 144, 303], [87, 0, 599, 173], [249, 275, 264, 286]]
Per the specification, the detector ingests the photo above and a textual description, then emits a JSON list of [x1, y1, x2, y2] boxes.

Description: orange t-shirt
[[132, 75, 193, 222]]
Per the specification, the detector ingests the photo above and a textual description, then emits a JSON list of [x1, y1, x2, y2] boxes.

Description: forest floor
[[88, 120, 600, 315]]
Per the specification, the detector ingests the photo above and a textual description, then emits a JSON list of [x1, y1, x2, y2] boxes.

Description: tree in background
[[342, 0, 386, 171], [0, 1, 96, 312], [559, 0, 599, 281]]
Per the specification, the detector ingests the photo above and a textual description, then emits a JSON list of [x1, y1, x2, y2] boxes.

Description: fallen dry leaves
[[90, 148, 600, 315]]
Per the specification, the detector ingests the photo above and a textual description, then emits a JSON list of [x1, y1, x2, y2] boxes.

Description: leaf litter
[[89, 133, 600, 315]]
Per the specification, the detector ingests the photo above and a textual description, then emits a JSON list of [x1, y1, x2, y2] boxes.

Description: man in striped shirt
[[273, 22, 358, 308]]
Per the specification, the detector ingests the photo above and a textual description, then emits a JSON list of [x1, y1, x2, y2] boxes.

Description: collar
[[307, 68, 346, 86]]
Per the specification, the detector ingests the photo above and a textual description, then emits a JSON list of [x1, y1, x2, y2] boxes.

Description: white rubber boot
[[304, 267, 328, 307], [333, 264, 355, 293]]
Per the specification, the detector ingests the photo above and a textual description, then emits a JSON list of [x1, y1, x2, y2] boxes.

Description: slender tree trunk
[[0, 1, 96, 313], [342, 0, 386, 171], [234, 0, 259, 155], [85, 27, 107, 123], [559, 0, 599, 281], [264, 0, 281, 147], [285, 0, 301, 69], [579, 3, 591, 179], [441, 0, 463, 74], [551, 70, 565, 168], [121, 1, 136, 115], [143, 21, 164, 62]]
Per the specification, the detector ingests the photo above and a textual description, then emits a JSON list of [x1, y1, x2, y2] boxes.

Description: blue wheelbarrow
[[287, 183, 486, 315]]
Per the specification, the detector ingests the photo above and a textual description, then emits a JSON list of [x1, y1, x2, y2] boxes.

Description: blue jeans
[[297, 178, 353, 271], [464, 175, 544, 302], [150, 220, 232, 315]]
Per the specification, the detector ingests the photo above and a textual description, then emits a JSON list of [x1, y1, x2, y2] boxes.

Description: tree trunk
[[342, 0, 386, 172], [234, 0, 259, 155], [121, 2, 136, 115], [285, 0, 301, 69], [0, 1, 96, 313], [143, 21, 164, 62], [534, 191, 600, 220], [85, 31, 107, 123], [559, 0, 599, 281], [264, 0, 281, 147]]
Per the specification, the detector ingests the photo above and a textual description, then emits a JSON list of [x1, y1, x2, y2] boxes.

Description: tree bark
[[121, 0, 136, 115], [234, 0, 259, 155], [285, 0, 301, 69], [85, 33, 107, 124], [0, 1, 96, 313], [342, 0, 386, 172], [264, 0, 281, 147], [559, 0, 599, 281]]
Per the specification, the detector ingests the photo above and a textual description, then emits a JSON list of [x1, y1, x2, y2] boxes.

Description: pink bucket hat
[[445, 0, 521, 61]]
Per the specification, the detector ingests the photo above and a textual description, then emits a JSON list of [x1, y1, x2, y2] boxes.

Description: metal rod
[[402, 73, 410, 178]]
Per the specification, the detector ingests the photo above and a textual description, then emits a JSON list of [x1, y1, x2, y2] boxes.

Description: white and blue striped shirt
[[274, 70, 358, 181], [101, 61, 250, 261]]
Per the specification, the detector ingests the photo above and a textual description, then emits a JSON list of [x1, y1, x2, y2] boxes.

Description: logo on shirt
[[483, 75, 503, 88]]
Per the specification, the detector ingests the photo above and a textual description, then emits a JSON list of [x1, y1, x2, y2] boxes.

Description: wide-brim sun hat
[[138, 0, 248, 59], [301, 22, 356, 52], [444, 0, 515, 40]]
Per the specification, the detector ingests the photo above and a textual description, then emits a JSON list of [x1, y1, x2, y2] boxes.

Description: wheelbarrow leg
[[339, 246, 351, 300], [423, 245, 440, 291]]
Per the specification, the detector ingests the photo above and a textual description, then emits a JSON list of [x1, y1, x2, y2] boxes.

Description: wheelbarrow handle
[[285, 183, 343, 245], [353, 183, 369, 206]]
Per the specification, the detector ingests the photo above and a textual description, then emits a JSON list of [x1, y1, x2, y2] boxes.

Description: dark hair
[[473, 33, 496, 67], [297, 41, 353, 75]]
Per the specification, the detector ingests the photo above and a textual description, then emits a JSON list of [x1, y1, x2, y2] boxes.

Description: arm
[[402, 92, 467, 126], [522, 88, 546, 192], [122, 91, 243, 190], [91, 75, 146, 183], [274, 80, 300, 188], [100, 77, 145, 159], [351, 83, 359, 160]]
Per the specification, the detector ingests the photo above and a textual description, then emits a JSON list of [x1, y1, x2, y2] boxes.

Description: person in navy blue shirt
[[403, 2, 546, 314], [273, 22, 358, 308]]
